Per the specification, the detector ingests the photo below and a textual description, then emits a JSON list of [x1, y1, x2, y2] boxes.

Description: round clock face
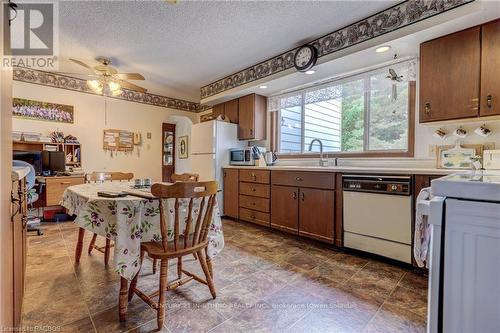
[[294, 45, 317, 72]]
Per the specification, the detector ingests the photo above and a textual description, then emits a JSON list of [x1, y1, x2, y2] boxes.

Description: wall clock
[[294, 45, 318, 72]]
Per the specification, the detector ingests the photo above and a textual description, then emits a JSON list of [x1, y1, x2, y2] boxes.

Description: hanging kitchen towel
[[414, 187, 432, 268]]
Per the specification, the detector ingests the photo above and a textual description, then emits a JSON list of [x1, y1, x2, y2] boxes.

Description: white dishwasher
[[343, 175, 412, 263]]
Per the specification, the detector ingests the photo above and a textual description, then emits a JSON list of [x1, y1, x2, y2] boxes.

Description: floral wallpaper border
[[13, 67, 210, 113], [200, 0, 474, 99]]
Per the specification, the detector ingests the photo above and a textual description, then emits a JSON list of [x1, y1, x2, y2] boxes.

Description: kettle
[[264, 151, 278, 166]]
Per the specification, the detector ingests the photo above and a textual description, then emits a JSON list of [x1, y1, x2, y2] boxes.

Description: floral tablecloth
[[61, 182, 224, 280]]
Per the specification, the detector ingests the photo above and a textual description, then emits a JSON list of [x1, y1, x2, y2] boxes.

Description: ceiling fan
[[61, 57, 147, 95]]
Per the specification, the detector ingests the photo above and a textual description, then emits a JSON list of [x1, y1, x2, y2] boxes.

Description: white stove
[[423, 171, 500, 333]]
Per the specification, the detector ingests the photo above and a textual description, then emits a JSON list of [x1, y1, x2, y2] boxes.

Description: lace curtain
[[267, 58, 417, 112]]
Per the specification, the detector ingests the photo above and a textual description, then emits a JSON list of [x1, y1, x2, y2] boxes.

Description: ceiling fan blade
[[119, 79, 147, 93], [115, 73, 145, 80], [69, 58, 94, 71]]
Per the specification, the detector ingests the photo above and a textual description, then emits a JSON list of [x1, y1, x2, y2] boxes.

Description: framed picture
[[13, 98, 74, 123], [178, 136, 188, 159]]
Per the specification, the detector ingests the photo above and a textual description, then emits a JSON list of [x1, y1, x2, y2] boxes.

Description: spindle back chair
[[128, 181, 218, 330], [170, 173, 199, 182], [85, 171, 134, 265]]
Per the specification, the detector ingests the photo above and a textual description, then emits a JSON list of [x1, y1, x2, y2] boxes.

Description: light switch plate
[[147, 132, 152, 139]]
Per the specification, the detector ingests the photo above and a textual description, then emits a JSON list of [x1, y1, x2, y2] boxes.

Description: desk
[[37, 175, 85, 206]]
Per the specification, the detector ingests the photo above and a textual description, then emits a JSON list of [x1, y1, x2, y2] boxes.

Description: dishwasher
[[342, 175, 412, 263]]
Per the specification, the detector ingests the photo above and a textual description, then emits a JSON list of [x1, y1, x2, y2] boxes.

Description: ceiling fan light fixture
[[111, 89, 123, 97], [87, 79, 101, 91], [108, 81, 121, 92]]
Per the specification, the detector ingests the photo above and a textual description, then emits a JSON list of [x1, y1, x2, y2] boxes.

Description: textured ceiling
[[57, 0, 399, 101]]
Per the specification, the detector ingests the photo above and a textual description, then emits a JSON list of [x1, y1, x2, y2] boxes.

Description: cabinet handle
[[295, 177, 303, 182], [60, 182, 71, 185], [250, 214, 256, 219], [250, 129, 253, 135], [251, 173, 256, 181], [251, 188, 256, 192], [487, 95, 493, 108], [301, 192, 305, 201], [424, 102, 431, 115], [224, 172, 226, 177], [292, 192, 297, 199]]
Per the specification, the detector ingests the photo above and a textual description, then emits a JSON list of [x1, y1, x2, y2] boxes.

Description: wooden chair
[[128, 181, 218, 330], [170, 173, 199, 182], [152, 173, 200, 272], [86, 171, 134, 265]]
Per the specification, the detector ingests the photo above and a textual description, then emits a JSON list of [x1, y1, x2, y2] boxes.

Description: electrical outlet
[[147, 132, 152, 139], [429, 144, 437, 157]]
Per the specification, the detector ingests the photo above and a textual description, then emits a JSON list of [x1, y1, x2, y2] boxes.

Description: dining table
[[61, 181, 224, 321]]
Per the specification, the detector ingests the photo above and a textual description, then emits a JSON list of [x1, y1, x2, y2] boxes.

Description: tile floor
[[22, 219, 427, 332]]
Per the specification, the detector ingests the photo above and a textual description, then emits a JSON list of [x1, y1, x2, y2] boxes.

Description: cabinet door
[[480, 20, 500, 116], [224, 99, 239, 123], [212, 103, 225, 119], [223, 169, 239, 218], [271, 185, 298, 234], [299, 188, 334, 243], [420, 27, 480, 122], [238, 94, 255, 140]]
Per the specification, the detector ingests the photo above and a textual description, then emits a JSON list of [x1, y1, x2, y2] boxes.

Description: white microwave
[[229, 147, 255, 166]]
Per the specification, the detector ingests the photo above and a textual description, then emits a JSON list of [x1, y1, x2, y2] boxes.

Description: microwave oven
[[229, 147, 255, 166]]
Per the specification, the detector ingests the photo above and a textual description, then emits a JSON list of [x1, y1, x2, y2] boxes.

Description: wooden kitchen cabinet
[[45, 176, 85, 206], [224, 99, 239, 123], [480, 20, 500, 116], [223, 169, 239, 218], [238, 94, 267, 140], [212, 100, 239, 123], [270, 185, 299, 234], [298, 188, 334, 243], [420, 26, 481, 122]]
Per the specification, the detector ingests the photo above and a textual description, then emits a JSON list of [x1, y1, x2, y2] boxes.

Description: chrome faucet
[[308, 138, 328, 167]]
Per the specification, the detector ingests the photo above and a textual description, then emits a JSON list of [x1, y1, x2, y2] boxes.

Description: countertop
[[223, 165, 461, 176], [12, 166, 31, 181]]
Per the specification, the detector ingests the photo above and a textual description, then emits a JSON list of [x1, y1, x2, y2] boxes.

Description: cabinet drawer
[[239, 182, 270, 198], [239, 169, 270, 184], [239, 207, 270, 227], [239, 195, 269, 213], [271, 171, 335, 190], [46, 177, 85, 206]]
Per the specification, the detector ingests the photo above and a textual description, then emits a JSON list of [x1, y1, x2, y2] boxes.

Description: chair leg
[[193, 252, 198, 260], [75, 228, 85, 263], [152, 259, 157, 274], [157, 259, 168, 330], [128, 250, 145, 302], [104, 239, 111, 265], [177, 257, 182, 280], [205, 247, 213, 278], [88, 233, 97, 254], [197, 250, 216, 299]]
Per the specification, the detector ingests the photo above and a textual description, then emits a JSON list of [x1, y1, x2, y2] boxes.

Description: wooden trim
[[334, 173, 343, 248], [272, 81, 416, 159]]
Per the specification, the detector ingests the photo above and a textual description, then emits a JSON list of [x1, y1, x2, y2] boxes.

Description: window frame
[[271, 81, 416, 159]]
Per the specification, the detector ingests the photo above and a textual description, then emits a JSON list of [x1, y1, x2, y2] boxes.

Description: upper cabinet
[[480, 20, 500, 116], [238, 94, 267, 140], [212, 99, 239, 123], [420, 19, 500, 123], [420, 27, 481, 122]]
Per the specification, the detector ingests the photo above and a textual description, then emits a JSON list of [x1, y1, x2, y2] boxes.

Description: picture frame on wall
[[12, 98, 74, 123], [179, 136, 188, 159]]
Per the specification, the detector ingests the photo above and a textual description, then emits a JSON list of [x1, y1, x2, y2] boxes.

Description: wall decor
[[13, 97, 74, 123], [453, 127, 467, 138], [103, 129, 134, 151], [433, 128, 447, 140], [13, 67, 211, 113], [178, 136, 188, 159], [474, 124, 492, 137], [200, 0, 475, 99]]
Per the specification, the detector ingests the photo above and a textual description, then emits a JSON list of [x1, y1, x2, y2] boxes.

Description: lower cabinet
[[270, 185, 299, 234], [298, 188, 334, 242], [271, 184, 335, 243], [223, 169, 239, 218]]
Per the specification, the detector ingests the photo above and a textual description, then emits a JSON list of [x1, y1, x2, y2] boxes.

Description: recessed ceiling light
[[305, 70, 316, 75], [375, 45, 391, 53], [259, 85, 268, 89]]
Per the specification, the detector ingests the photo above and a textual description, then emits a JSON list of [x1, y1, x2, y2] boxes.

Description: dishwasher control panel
[[343, 175, 411, 195]]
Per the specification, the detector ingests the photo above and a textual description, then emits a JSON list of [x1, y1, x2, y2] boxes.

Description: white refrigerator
[[190, 120, 246, 213]]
